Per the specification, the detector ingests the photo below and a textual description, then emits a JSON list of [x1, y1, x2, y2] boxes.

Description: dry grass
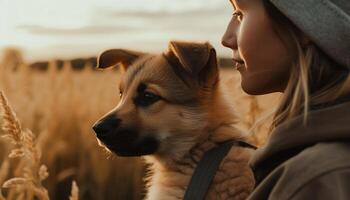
[[0, 55, 279, 200], [0, 91, 49, 200], [69, 181, 79, 200]]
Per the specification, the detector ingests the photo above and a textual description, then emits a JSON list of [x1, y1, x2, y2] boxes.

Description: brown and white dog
[[92, 41, 255, 200]]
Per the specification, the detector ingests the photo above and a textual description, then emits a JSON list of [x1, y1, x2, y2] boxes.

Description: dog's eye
[[135, 92, 161, 107]]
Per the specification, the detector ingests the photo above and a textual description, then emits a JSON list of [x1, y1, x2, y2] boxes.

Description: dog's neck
[[145, 87, 246, 172], [143, 124, 246, 198], [143, 83, 253, 200], [146, 115, 245, 175]]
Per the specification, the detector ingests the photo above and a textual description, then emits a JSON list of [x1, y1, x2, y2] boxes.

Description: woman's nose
[[221, 18, 238, 49]]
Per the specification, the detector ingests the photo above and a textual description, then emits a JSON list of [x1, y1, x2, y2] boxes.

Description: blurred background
[[0, 0, 278, 199], [0, 0, 234, 61]]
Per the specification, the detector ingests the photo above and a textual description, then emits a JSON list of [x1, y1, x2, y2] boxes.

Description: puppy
[[92, 41, 255, 200]]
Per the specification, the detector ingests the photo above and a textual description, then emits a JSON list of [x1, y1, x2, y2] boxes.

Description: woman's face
[[222, 0, 296, 95]]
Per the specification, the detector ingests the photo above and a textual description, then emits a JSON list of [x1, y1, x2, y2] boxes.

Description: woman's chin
[[241, 84, 263, 95], [240, 80, 283, 95]]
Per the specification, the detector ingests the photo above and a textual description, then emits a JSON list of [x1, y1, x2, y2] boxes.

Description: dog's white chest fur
[[144, 160, 192, 200], [146, 174, 188, 200], [144, 144, 255, 200]]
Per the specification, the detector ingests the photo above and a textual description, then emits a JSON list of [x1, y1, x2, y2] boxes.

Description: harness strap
[[183, 140, 257, 200]]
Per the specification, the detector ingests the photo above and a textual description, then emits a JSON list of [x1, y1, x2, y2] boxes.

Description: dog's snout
[[92, 116, 121, 136]]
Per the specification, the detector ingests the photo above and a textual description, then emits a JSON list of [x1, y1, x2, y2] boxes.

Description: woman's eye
[[134, 92, 161, 107], [232, 11, 243, 21]]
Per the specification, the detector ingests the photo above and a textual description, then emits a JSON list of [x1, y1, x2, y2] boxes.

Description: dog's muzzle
[[92, 115, 159, 156]]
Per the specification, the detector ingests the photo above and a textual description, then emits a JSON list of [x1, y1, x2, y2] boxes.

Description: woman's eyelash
[[232, 11, 243, 20]]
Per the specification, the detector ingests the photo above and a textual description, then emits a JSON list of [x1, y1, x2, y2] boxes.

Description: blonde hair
[[263, 0, 350, 132], [271, 44, 350, 131]]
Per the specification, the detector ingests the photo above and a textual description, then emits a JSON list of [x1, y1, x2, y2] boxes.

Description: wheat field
[[0, 53, 279, 200]]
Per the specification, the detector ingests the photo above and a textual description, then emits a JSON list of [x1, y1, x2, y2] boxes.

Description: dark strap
[[183, 140, 257, 200]]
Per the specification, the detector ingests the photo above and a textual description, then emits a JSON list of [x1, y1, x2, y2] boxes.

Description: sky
[[0, 0, 233, 62]]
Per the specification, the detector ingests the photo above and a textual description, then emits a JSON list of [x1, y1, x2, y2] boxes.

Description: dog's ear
[[97, 49, 145, 71], [165, 41, 219, 88]]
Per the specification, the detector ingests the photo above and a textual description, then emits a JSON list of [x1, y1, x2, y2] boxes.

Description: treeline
[[1, 48, 233, 71], [29, 57, 233, 71]]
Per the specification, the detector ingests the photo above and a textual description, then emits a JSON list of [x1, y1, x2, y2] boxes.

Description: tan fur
[[143, 82, 255, 200], [97, 41, 255, 200]]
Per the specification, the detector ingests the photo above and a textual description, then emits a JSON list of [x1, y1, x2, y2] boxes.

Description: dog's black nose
[[92, 116, 121, 137]]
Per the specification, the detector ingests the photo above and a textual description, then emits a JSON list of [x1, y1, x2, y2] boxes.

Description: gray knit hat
[[270, 0, 350, 70]]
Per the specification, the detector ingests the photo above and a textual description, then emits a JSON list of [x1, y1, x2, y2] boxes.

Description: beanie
[[270, 0, 350, 69]]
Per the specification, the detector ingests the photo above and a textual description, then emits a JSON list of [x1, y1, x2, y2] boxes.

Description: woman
[[222, 0, 350, 199]]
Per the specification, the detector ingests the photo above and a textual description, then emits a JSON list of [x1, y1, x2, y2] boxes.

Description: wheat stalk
[[0, 160, 9, 188], [69, 181, 79, 200], [0, 160, 9, 200], [0, 91, 22, 144], [0, 91, 49, 200]]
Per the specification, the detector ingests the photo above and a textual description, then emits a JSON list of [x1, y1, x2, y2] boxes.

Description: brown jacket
[[247, 94, 350, 200]]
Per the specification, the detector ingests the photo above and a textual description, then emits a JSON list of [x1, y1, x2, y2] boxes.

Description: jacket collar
[[250, 93, 350, 183]]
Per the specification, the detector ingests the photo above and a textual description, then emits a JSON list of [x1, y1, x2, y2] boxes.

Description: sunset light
[[0, 0, 232, 61]]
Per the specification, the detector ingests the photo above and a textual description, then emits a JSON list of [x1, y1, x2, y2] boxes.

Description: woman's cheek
[[237, 12, 291, 94], [238, 11, 266, 68]]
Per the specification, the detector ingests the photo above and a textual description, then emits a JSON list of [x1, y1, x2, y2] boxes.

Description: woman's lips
[[235, 62, 245, 70], [233, 59, 245, 70]]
